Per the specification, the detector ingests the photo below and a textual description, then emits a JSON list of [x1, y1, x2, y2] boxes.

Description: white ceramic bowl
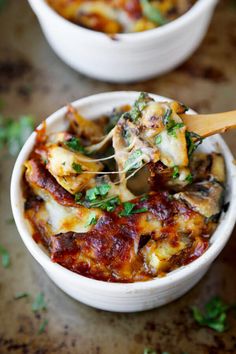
[[11, 91, 236, 312], [28, 0, 218, 83]]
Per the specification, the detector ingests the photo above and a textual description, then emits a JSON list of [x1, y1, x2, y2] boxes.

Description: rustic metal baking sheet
[[0, 1, 236, 353]]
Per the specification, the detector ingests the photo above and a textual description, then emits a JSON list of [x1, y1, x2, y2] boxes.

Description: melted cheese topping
[[23, 93, 225, 282], [45, 197, 103, 234]]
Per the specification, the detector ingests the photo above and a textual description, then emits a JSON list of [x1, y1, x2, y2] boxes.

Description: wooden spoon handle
[[181, 111, 236, 138]]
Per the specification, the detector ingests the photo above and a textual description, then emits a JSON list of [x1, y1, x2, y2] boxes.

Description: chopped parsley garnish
[[85, 212, 97, 227], [38, 319, 48, 335], [119, 202, 148, 217], [87, 196, 120, 212], [140, 194, 148, 202], [122, 126, 131, 145], [106, 108, 126, 133], [167, 121, 184, 137], [185, 131, 203, 157], [163, 108, 172, 125], [75, 192, 82, 202], [32, 293, 47, 312], [124, 92, 151, 123], [155, 134, 162, 145], [162, 108, 184, 137], [135, 92, 150, 111], [172, 166, 179, 179], [181, 104, 189, 112], [185, 173, 193, 183], [86, 184, 111, 201], [65, 137, 85, 153], [0, 115, 34, 156], [191, 296, 231, 332], [119, 202, 134, 216], [72, 162, 82, 173], [125, 149, 143, 171], [140, 0, 167, 25], [77, 194, 120, 212], [0, 245, 10, 268], [75, 184, 120, 212], [14, 292, 29, 300]]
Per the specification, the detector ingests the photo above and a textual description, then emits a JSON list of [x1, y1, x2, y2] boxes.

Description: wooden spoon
[[181, 111, 236, 138]]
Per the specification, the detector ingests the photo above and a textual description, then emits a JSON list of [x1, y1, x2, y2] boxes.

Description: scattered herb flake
[[155, 134, 162, 145], [119, 202, 134, 216], [88, 196, 120, 212], [75, 192, 83, 203], [14, 292, 29, 300], [172, 166, 179, 179], [65, 137, 85, 153], [167, 121, 184, 137], [72, 162, 82, 173], [98, 184, 111, 196], [32, 293, 47, 312], [126, 92, 151, 123], [85, 212, 97, 227], [185, 173, 193, 183], [105, 108, 125, 133], [85, 184, 111, 201], [163, 108, 172, 125], [140, 0, 167, 25], [140, 194, 148, 202], [119, 202, 148, 217], [125, 149, 143, 171], [192, 296, 230, 332], [38, 319, 48, 335], [185, 131, 203, 157], [0, 115, 34, 156], [181, 104, 189, 112], [0, 245, 10, 268], [162, 108, 185, 137]]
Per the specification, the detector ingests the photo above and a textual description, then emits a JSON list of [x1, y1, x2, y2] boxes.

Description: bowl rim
[[11, 91, 236, 292], [28, 0, 218, 42]]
